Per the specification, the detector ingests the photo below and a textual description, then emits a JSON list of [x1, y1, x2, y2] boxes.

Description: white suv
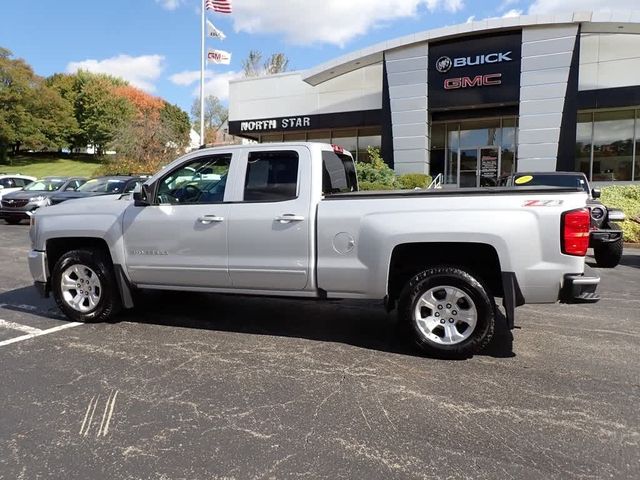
[[0, 174, 36, 200]]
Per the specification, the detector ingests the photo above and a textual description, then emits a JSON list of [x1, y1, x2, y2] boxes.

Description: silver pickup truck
[[28, 143, 599, 357]]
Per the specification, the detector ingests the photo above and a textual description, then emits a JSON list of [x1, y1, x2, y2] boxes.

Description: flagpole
[[200, 0, 205, 146]]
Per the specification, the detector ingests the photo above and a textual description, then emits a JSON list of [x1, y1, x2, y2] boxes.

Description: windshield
[[24, 179, 66, 191], [512, 174, 589, 193], [78, 178, 127, 193]]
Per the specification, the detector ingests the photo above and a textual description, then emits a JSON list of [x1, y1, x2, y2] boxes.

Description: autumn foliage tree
[[100, 85, 190, 175]]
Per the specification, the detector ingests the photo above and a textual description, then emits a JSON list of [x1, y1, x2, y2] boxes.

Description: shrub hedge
[[601, 185, 640, 243]]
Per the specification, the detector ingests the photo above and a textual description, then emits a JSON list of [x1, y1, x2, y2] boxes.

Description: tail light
[[561, 208, 590, 256]]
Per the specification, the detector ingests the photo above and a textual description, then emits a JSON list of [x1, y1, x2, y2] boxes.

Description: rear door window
[[322, 151, 357, 194], [243, 151, 299, 202]]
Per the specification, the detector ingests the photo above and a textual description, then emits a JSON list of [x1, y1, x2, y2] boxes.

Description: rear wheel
[[398, 266, 495, 358], [52, 249, 121, 322], [594, 224, 623, 268]]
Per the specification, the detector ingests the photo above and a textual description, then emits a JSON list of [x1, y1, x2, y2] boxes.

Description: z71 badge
[[523, 199, 564, 207]]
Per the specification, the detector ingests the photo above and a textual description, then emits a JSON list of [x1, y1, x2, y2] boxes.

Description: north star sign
[[240, 116, 311, 132]]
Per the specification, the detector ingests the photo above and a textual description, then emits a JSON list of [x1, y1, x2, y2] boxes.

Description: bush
[[601, 185, 640, 243], [397, 173, 432, 189], [358, 181, 396, 191], [356, 146, 397, 189]]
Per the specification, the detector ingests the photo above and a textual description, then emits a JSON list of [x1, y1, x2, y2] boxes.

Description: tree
[[190, 95, 228, 144], [161, 102, 190, 150], [242, 50, 263, 78], [73, 71, 133, 154], [102, 87, 191, 175], [242, 51, 290, 77], [264, 53, 289, 75], [0, 48, 78, 160]]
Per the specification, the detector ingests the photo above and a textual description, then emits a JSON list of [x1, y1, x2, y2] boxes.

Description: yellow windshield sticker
[[515, 175, 533, 185]]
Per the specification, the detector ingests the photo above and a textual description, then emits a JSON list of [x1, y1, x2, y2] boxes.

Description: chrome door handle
[[198, 215, 224, 224], [274, 214, 305, 224]]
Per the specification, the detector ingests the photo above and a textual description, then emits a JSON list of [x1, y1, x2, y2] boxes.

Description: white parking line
[[0, 321, 82, 347], [0, 319, 42, 335]]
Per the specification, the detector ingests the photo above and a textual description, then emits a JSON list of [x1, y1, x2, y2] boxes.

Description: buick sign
[[436, 51, 513, 72], [435, 56, 452, 73]]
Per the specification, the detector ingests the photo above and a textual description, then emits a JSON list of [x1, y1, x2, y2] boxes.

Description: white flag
[[207, 20, 226, 40], [207, 48, 232, 65]]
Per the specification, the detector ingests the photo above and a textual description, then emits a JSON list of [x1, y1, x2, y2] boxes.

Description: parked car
[[0, 174, 36, 200], [0, 176, 86, 224], [29, 143, 599, 358], [49, 176, 145, 205], [498, 172, 625, 268]]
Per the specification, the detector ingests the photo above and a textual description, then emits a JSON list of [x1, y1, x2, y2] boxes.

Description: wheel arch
[[45, 237, 134, 309], [386, 242, 504, 306]]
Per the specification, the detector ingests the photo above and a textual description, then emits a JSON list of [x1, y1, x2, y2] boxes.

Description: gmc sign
[[444, 73, 502, 90]]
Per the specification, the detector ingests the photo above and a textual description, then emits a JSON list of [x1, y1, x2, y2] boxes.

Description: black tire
[[398, 266, 495, 359], [594, 224, 623, 268], [52, 249, 122, 323], [4, 218, 22, 225]]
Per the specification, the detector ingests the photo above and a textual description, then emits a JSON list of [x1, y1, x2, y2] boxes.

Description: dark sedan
[[49, 176, 145, 205], [0, 176, 87, 224]]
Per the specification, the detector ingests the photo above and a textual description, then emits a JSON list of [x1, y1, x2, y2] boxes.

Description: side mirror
[[591, 188, 601, 199], [133, 183, 151, 207]]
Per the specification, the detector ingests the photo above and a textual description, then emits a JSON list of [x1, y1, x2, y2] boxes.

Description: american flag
[[205, 0, 232, 14]]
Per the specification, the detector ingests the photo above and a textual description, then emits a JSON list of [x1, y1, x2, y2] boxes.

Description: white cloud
[[466, 15, 476, 22], [156, 0, 183, 10], [502, 8, 523, 17], [66, 54, 165, 92], [230, 0, 465, 47], [528, 0, 640, 14], [498, 0, 520, 11], [169, 69, 243, 100], [169, 70, 201, 86]]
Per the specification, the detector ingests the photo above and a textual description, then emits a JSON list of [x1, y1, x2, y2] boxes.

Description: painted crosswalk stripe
[[0, 321, 82, 347]]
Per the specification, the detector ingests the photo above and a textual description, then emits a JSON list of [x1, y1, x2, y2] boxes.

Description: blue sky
[[0, 0, 626, 113]]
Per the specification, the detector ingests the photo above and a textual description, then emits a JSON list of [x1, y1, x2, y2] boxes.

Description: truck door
[[122, 153, 236, 288], [226, 147, 312, 290]]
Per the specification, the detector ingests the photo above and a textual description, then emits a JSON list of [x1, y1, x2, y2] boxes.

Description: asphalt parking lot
[[0, 223, 638, 480]]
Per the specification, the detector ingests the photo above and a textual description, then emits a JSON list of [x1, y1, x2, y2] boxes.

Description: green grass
[[0, 155, 102, 178]]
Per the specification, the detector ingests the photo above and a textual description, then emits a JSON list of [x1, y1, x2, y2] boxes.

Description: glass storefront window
[[500, 117, 517, 176], [636, 114, 640, 181], [283, 132, 306, 141], [577, 109, 638, 182], [307, 130, 331, 144], [592, 110, 634, 181], [431, 124, 446, 149], [575, 113, 593, 177], [332, 129, 358, 160], [459, 119, 499, 148], [357, 133, 381, 163], [261, 133, 283, 143]]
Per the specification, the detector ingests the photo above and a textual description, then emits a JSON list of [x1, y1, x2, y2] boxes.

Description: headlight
[[590, 207, 605, 221], [29, 195, 46, 203]]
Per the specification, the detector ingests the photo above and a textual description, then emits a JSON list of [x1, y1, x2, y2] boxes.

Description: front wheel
[[52, 249, 121, 323], [4, 218, 22, 225], [594, 224, 623, 268], [398, 266, 495, 358]]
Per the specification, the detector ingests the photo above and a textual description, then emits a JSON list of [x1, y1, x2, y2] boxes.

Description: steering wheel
[[181, 184, 202, 203]]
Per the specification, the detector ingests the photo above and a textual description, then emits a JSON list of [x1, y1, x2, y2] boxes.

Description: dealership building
[[228, 11, 640, 186]]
